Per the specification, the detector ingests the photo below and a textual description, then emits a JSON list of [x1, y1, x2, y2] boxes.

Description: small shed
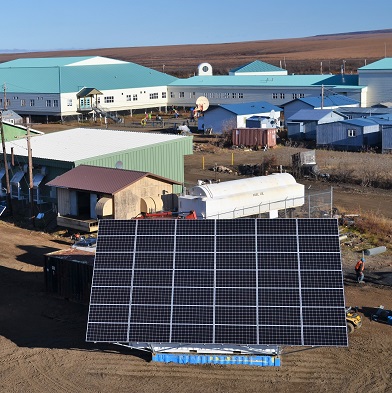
[[317, 118, 381, 151], [287, 109, 346, 140], [46, 165, 181, 232], [1, 110, 23, 125]]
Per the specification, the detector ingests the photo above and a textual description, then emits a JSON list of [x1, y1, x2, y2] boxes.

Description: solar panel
[[86, 218, 347, 347]]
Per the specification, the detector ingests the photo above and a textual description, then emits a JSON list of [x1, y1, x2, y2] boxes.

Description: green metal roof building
[[0, 128, 193, 205]]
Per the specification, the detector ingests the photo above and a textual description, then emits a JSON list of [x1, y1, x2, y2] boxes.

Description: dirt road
[[0, 217, 391, 393]]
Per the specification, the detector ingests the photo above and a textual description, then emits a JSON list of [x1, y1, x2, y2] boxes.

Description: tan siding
[[113, 177, 175, 219]]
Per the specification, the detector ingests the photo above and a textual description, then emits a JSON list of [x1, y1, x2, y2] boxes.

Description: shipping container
[[232, 128, 276, 148], [44, 248, 94, 304]]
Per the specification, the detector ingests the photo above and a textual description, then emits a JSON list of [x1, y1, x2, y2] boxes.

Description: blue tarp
[[152, 353, 280, 367]]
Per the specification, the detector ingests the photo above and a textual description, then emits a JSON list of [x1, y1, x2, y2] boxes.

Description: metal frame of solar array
[[86, 218, 348, 347]]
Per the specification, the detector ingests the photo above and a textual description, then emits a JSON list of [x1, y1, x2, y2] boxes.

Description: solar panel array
[[86, 218, 347, 347]]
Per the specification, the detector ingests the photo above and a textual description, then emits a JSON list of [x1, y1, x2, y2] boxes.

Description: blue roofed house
[[286, 109, 346, 140], [283, 94, 359, 127], [198, 101, 282, 134], [370, 113, 392, 153], [317, 118, 381, 151]]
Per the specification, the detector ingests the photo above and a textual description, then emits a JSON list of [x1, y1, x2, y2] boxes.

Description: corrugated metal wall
[[76, 138, 193, 193], [232, 128, 276, 148]]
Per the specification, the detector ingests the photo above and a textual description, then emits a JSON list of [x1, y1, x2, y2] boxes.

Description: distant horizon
[[1, 28, 392, 55]]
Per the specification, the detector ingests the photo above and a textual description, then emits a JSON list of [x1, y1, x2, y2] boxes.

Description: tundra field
[[1, 31, 392, 392]]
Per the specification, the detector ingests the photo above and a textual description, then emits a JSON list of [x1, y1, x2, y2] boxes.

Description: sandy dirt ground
[[1, 177, 391, 392]]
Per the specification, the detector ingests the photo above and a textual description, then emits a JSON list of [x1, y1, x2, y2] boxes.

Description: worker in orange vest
[[355, 258, 365, 283]]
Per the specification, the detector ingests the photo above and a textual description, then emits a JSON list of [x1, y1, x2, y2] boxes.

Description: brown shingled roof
[[46, 165, 180, 194]]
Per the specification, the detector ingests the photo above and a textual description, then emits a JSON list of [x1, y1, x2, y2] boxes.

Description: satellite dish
[[196, 96, 210, 112]]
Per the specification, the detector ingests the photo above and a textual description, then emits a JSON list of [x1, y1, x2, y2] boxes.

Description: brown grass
[[1, 30, 392, 77]]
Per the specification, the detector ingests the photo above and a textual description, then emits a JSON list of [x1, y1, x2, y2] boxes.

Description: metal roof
[[46, 165, 180, 194], [230, 60, 286, 73], [359, 58, 392, 71], [216, 101, 282, 115], [0, 56, 177, 94], [341, 118, 379, 127], [2, 128, 192, 162], [170, 74, 360, 88], [285, 94, 359, 108], [287, 109, 340, 122], [77, 87, 102, 97], [337, 107, 392, 115]]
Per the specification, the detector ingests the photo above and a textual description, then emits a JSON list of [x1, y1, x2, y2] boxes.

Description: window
[[104, 96, 114, 103], [126, 95, 132, 101], [149, 93, 159, 99], [280, 93, 285, 99], [53, 99, 59, 107], [232, 93, 237, 99], [162, 92, 166, 98], [6, 99, 10, 107], [292, 93, 298, 99], [272, 93, 278, 99], [46, 99, 51, 107], [133, 94, 138, 101], [348, 129, 356, 137], [30, 99, 35, 107], [238, 93, 243, 99], [20, 99, 26, 106], [170, 92, 175, 98], [299, 93, 305, 98], [179, 92, 185, 98], [67, 99, 72, 106]]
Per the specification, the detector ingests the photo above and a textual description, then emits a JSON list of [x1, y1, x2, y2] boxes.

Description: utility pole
[[27, 126, 34, 221], [0, 112, 12, 215], [3, 83, 6, 110], [321, 85, 324, 109]]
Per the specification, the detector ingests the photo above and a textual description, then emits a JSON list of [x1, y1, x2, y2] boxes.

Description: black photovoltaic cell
[[86, 218, 348, 347]]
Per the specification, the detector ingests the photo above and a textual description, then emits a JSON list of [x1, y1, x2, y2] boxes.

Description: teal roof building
[[0, 56, 177, 121]]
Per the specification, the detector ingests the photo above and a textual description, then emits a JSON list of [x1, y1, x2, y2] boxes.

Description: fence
[[181, 187, 334, 220]]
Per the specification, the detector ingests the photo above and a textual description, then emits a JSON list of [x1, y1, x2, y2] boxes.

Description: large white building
[[358, 58, 392, 107], [0, 55, 391, 122]]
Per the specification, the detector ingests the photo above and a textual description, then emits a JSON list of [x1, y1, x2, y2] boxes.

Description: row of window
[[0, 98, 59, 107], [272, 93, 305, 100], [170, 92, 245, 99]]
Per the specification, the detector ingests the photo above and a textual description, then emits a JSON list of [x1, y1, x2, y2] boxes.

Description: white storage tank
[[179, 173, 304, 219]]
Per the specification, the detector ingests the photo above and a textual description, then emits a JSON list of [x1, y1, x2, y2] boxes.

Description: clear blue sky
[[4, 0, 392, 52]]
